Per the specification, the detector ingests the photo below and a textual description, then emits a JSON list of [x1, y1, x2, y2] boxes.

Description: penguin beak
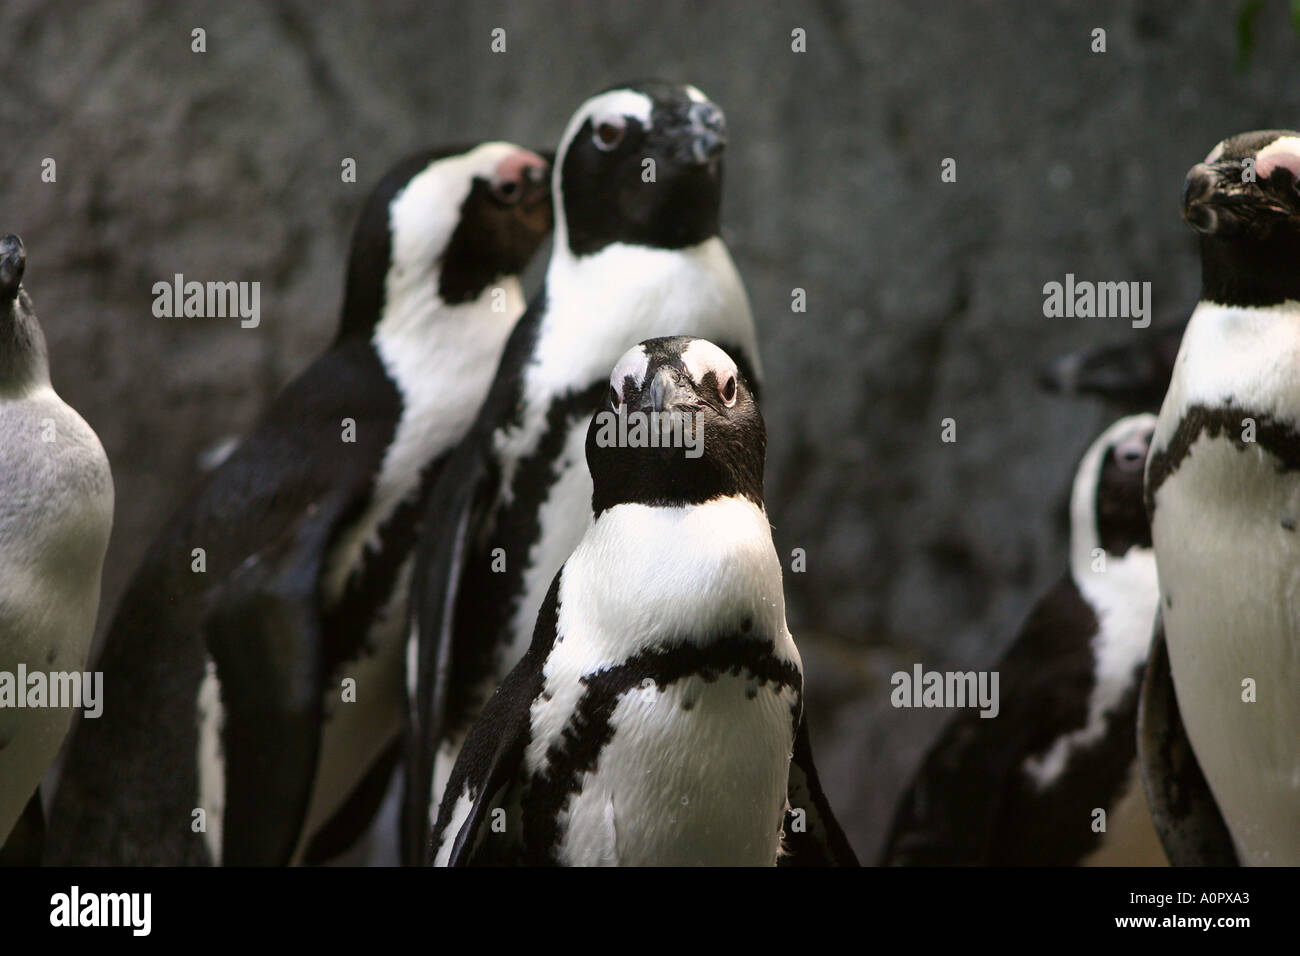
[[491, 149, 551, 207], [666, 101, 727, 168], [638, 367, 699, 413]]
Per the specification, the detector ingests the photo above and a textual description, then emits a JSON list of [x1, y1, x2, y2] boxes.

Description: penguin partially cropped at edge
[[404, 82, 761, 862], [0, 235, 114, 863], [429, 337, 855, 866], [1141, 129, 1300, 866], [46, 143, 551, 866], [882, 415, 1165, 866]]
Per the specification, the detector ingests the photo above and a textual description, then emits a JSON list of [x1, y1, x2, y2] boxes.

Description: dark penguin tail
[[0, 234, 26, 303]]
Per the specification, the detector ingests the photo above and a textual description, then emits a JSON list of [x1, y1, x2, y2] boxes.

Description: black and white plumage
[[45, 143, 551, 865], [882, 414, 1164, 865], [0, 237, 114, 863], [1141, 129, 1300, 866], [404, 82, 762, 861], [429, 337, 855, 866]]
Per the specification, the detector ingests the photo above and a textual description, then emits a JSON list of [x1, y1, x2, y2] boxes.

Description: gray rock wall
[[4, 0, 1297, 861]]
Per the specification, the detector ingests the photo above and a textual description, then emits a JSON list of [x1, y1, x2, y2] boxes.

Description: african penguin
[[1141, 129, 1300, 866], [0, 235, 114, 860], [45, 142, 551, 865], [881, 415, 1163, 865], [429, 337, 855, 866], [404, 82, 761, 862]]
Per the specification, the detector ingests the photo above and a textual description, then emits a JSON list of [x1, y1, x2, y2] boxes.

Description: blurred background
[[4, 0, 1299, 862]]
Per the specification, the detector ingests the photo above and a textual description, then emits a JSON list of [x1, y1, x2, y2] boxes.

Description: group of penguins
[[0, 79, 1296, 867]]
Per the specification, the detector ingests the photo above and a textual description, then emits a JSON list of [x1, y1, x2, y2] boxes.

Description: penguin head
[[1037, 321, 1184, 411], [0, 233, 50, 390], [586, 336, 764, 516], [1, 234, 25, 305], [555, 82, 726, 258], [1181, 130, 1300, 306], [1183, 130, 1300, 239], [1071, 413, 1155, 562], [338, 142, 551, 337]]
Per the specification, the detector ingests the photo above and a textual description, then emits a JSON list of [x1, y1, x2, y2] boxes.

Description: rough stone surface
[[5, 0, 1297, 862]]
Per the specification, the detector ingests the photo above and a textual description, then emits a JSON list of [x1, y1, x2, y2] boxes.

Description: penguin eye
[[594, 119, 625, 151], [609, 384, 621, 408], [720, 375, 737, 407]]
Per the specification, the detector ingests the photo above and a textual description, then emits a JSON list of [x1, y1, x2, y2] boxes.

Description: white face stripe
[[386, 141, 523, 296], [1069, 413, 1156, 574], [609, 343, 650, 400], [1254, 135, 1300, 180], [679, 338, 738, 387], [552, 89, 655, 251]]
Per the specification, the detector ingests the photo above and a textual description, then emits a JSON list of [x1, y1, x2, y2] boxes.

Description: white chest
[[1151, 300, 1300, 865], [555, 672, 797, 866]]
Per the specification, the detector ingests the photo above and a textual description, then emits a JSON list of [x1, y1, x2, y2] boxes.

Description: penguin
[[1039, 321, 1187, 412], [0, 235, 114, 862], [1141, 129, 1300, 866], [881, 414, 1166, 866], [429, 337, 855, 866], [404, 82, 761, 862], [45, 142, 552, 865]]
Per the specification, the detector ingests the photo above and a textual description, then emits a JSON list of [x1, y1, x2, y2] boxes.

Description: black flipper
[[202, 490, 348, 866], [301, 738, 401, 865], [0, 791, 44, 866], [1137, 610, 1238, 866], [782, 716, 859, 866], [881, 573, 1149, 865], [403, 442, 498, 865], [428, 577, 557, 866]]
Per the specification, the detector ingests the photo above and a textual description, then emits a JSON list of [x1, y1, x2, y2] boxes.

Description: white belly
[[1152, 436, 1300, 865], [0, 392, 113, 843], [556, 673, 796, 866]]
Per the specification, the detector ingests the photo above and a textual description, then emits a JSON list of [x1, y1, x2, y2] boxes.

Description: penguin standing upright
[[881, 415, 1165, 866], [1141, 130, 1300, 866], [404, 82, 761, 861], [0, 236, 114, 861], [45, 143, 551, 865], [429, 337, 855, 866]]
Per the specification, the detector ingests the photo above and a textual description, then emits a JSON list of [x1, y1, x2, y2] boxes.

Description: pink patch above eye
[[1254, 138, 1300, 180]]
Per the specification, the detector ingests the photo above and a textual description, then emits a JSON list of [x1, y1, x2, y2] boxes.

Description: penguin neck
[[0, 295, 51, 396], [538, 236, 751, 394], [1199, 230, 1300, 308]]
